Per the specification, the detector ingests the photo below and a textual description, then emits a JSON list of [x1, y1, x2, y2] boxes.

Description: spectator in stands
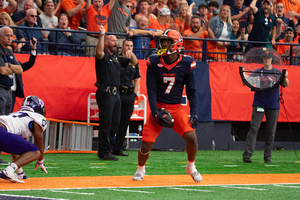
[[174, 2, 194, 34], [194, 4, 208, 27], [182, 15, 208, 61], [82, 0, 115, 56], [125, 0, 137, 27], [169, 0, 180, 19], [108, 0, 132, 49], [20, 9, 47, 54], [276, 26, 297, 64], [179, 0, 188, 7], [207, 1, 219, 20], [48, 13, 81, 55], [0, 0, 17, 15], [208, 5, 232, 62], [148, 7, 178, 49], [277, 0, 300, 21], [227, 19, 247, 61], [231, 0, 254, 34], [39, 0, 58, 39], [0, 12, 25, 52], [129, 16, 163, 59], [16, 0, 41, 12], [58, 0, 86, 30], [275, 2, 295, 42], [152, 0, 168, 17], [134, 0, 157, 25], [248, 0, 276, 48], [12, 0, 43, 27], [294, 23, 300, 43]]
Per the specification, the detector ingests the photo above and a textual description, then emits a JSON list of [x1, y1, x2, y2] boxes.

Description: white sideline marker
[[168, 187, 213, 192], [220, 186, 267, 191], [0, 194, 67, 200], [48, 189, 94, 195], [273, 184, 300, 188], [108, 189, 155, 194], [89, 166, 107, 169]]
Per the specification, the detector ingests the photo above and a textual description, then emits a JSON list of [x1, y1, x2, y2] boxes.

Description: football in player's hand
[[157, 108, 174, 128]]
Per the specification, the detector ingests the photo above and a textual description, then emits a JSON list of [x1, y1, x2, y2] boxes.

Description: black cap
[[284, 26, 294, 33], [262, 50, 272, 58], [198, 4, 208, 10]]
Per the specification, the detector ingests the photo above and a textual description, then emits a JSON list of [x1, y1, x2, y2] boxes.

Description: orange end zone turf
[[1, 174, 300, 190]]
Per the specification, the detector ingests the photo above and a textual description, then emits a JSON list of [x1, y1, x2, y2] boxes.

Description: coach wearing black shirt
[[95, 26, 138, 161]]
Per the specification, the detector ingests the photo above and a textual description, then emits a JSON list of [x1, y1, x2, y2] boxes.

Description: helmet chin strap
[[158, 48, 176, 56]]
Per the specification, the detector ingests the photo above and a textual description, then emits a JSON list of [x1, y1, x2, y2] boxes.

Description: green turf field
[[0, 150, 300, 200]]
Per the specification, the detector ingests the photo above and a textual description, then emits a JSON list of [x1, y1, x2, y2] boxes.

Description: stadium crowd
[[0, 0, 297, 63]]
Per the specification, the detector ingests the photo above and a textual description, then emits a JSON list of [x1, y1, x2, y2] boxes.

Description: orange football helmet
[[158, 29, 183, 55]]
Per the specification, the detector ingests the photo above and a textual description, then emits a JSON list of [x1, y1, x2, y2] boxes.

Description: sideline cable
[[279, 86, 300, 160]]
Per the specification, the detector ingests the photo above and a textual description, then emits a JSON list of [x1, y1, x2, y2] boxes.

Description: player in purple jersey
[[133, 29, 202, 182], [0, 95, 48, 183]]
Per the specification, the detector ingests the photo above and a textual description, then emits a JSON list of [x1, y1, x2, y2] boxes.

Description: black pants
[[96, 89, 121, 157], [112, 92, 136, 152]]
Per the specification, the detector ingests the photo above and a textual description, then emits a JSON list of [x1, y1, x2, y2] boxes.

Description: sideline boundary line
[[1, 174, 300, 191]]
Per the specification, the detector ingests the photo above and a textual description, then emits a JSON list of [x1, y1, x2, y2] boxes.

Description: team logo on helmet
[[20, 95, 46, 116]]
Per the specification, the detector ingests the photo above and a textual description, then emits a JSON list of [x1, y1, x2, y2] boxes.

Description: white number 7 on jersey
[[164, 77, 175, 94]]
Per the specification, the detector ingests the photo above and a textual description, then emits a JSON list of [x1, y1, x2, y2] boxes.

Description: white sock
[[16, 167, 23, 174], [6, 163, 18, 172], [187, 161, 196, 171], [137, 165, 145, 173]]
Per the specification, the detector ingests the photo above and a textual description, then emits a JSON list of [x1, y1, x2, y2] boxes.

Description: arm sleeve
[[146, 60, 158, 113], [134, 63, 141, 79], [20, 53, 36, 71], [186, 64, 198, 115]]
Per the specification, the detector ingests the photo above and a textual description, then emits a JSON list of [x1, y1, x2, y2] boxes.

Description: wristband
[[8, 63, 11, 68], [100, 33, 105, 36]]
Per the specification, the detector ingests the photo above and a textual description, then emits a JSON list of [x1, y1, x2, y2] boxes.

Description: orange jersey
[[182, 28, 208, 60], [276, 39, 297, 55], [0, 7, 9, 14], [142, 103, 194, 143], [276, 39, 297, 64], [136, 13, 156, 25], [86, 4, 111, 32], [277, 0, 300, 18], [60, 0, 86, 30], [148, 19, 169, 48], [174, 19, 189, 34], [294, 34, 300, 44], [148, 19, 169, 30]]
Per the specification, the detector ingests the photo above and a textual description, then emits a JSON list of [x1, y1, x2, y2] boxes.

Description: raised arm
[[95, 25, 105, 60], [64, 0, 84, 18], [250, 0, 258, 14], [6, 0, 17, 14]]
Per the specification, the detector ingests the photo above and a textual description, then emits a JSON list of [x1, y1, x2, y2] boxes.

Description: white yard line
[[108, 188, 155, 193], [168, 187, 213, 192], [220, 185, 267, 190], [273, 184, 300, 188], [48, 189, 94, 195]]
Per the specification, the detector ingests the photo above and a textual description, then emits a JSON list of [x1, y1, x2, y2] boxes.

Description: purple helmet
[[20, 95, 46, 116]]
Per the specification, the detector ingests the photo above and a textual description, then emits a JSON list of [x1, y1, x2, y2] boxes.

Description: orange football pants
[[142, 102, 194, 143]]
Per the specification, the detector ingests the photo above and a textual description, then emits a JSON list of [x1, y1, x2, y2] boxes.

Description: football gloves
[[152, 110, 170, 127], [34, 159, 48, 173], [190, 114, 199, 129]]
